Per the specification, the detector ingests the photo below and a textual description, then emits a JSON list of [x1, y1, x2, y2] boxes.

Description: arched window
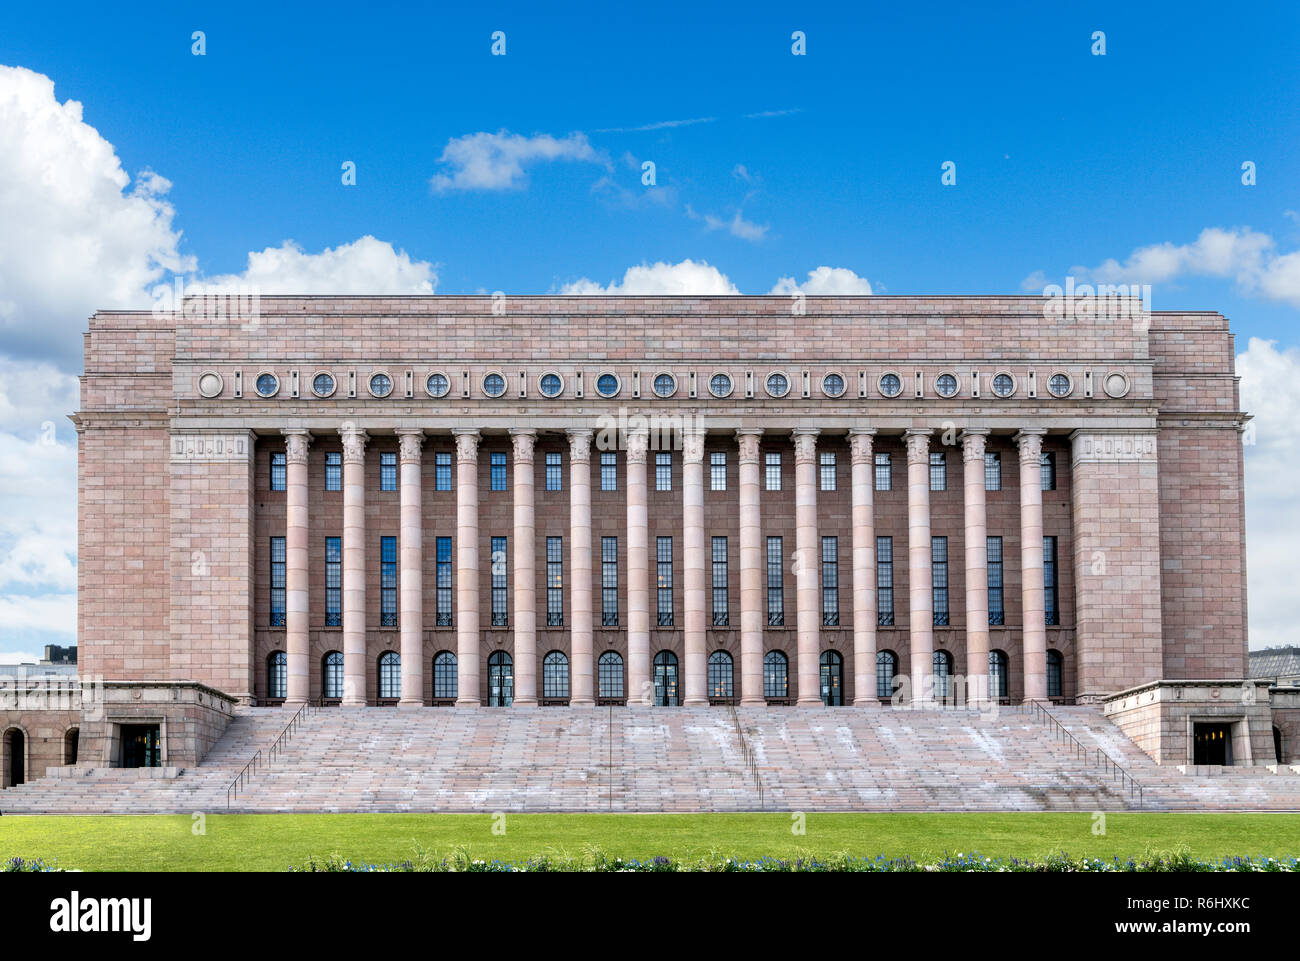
[[1046, 649, 1063, 698], [876, 650, 898, 700], [820, 650, 843, 706], [598, 651, 624, 701], [989, 650, 1009, 699], [63, 727, 79, 766], [322, 651, 343, 700], [542, 651, 569, 701], [708, 650, 734, 701], [378, 651, 401, 699], [933, 649, 953, 699], [653, 650, 679, 706], [764, 650, 789, 699], [267, 651, 287, 700], [433, 651, 458, 700], [488, 650, 514, 706]]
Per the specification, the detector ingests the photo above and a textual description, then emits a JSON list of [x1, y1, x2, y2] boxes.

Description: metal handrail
[[728, 704, 765, 810], [227, 698, 321, 809], [1022, 700, 1144, 807]]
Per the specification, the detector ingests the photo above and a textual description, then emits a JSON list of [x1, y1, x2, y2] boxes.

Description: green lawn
[[2, 812, 1299, 871]]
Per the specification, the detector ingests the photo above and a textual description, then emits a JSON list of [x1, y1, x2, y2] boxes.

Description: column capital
[[682, 427, 706, 464], [282, 428, 312, 464], [451, 428, 481, 461], [960, 428, 990, 461], [338, 426, 368, 463], [735, 429, 764, 465], [625, 426, 650, 464], [791, 427, 819, 464], [904, 428, 933, 463], [1014, 427, 1048, 462], [847, 428, 877, 463], [395, 428, 425, 463], [566, 427, 594, 463], [509, 427, 537, 463]]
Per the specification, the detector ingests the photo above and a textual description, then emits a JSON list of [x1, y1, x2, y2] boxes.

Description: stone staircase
[[3, 704, 1299, 814]]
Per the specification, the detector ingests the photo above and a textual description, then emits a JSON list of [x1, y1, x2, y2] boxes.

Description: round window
[[1103, 372, 1130, 398], [992, 373, 1016, 397], [766, 372, 789, 397], [935, 373, 958, 397], [709, 373, 733, 397], [595, 373, 620, 397], [483, 373, 506, 397], [255, 373, 279, 397], [197, 372, 223, 398], [312, 372, 336, 397], [369, 373, 393, 397], [878, 373, 902, 397], [653, 373, 676, 397], [539, 373, 563, 397], [822, 373, 846, 397], [426, 372, 450, 397], [1048, 373, 1072, 397]]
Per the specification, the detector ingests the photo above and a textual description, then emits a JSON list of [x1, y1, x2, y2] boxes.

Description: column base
[[397, 699, 424, 708], [454, 698, 481, 708], [683, 697, 708, 706], [340, 699, 365, 708], [283, 697, 307, 707], [796, 697, 822, 707], [739, 696, 764, 707]]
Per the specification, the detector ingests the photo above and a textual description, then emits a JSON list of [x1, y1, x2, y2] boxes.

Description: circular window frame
[[820, 371, 847, 399], [764, 371, 790, 398], [481, 370, 508, 398], [708, 371, 734, 398], [594, 371, 622, 399], [1047, 371, 1074, 398], [1102, 371, 1130, 398], [991, 371, 1018, 398], [537, 370, 565, 398], [310, 370, 337, 398], [934, 371, 960, 398], [254, 371, 280, 398], [651, 371, 678, 398], [367, 371, 394, 399], [197, 371, 224, 398], [877, 371, 903, 398], [424, 371, 452, 398]]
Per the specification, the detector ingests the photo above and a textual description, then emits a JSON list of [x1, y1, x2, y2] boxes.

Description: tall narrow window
[[655, 452, 672, 491], [1046, 649, 1063, 698], [710, 451, 727, 491], [380, 451, 397, 491], [436, 536, 453, 626], [821, 536, 839, 626], [1044, 535, 1059, 625], [325, 451, 342, 491], [433, 651, 457, 700], [766, 536, 784, 626], [268, 651, 287, 699], [602, 536, 619, 626], [984, 451, 1001, 491], [600, 452, 617, 491], [932, 536, 949, 626], [876, 650, 898, 700], [656, 536, 674, 626], [543, 651, 569, 701], [765, 452, 782, 491], [819, 452, 836, 491], [490, 452, 507, 492], [323, 651, 343, 699], [987, 536, 1004, 625], [270, 536, 286, 626], [598, 650, 624, 700], [380, 536, 397, 626], [546, 536, 564, 626], [378, 651, 400, 699], [708, 650, 734, 701], [989, 650, 1009, 699], [1040, 451, 1056, 491], [435, 452, 452, 491], [325, 536, 342, 626], [929, 451, 946, 491], [490, 536, 508, 626], [876, 536, 894, 625], [270, 452, 286, 491], [712, 536, 729, 626], [874, 452, 891, 491], [546, 452, 563, 491], [933, 649, 953, 699]]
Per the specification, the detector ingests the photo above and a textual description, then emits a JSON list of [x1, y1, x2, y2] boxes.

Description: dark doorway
[[1193, 723, 1232, 765], [1274, 726, 1284, 765], [820, 650, 843, 706], [653, 651, 679, 706], [5, 729, 23, 787], [121, 724, 161, 768], [64, 728, 79, 766]]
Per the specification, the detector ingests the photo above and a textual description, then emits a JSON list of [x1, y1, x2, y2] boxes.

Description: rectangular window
[[821, 536, 839, 626], [656, 536, 674, 626], [436, 536, 453, 625], [929, 452, 946, 491], [1044, 535, 1059, 625], [380, 535, 397, 626], [766, 536, 784, 626], [435, 452, 452, 491], [490, 452, 507, 492], [546, 452, 563, 491], [655, 452, 672, 491], [491, 536, 508, 626], [932, 536, 949, 626], [1041, 451, 1056, 491], [600, 452, 617, 492], [602, 536, 619, 626], [874, 452, 891, 491], [546, 536, 564, 625], [984, 451, 1001, 491], [270, 452, 286, 491], [987, 536, 1004, 625], [712, 536, 729, 626], [876, 536, 894, 625], [765, 452, 782, 491], [380, 452, 397, 491], [710, 451, 727, 491], [325, 536, 341, 626], [270, 536, 286, 625], [820, 452, 837, 491], [325, 452, 341, 492]]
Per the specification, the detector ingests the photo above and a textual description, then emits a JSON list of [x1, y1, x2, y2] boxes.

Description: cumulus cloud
[[559, 259, 740, 295], [770, 266, 873, 296], [202, 236, 437, 295], [430, 130, 607, 192]]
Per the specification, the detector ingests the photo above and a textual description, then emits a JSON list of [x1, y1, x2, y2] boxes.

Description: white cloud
[[203, 236, 437, 294], [0, 650, 47, 665], [430, 130, 606, 192], [559, 259, 740, 295], [769, 266, 873, 295], [1237, 338, 1300, 649], [685, 204, 769, 242]]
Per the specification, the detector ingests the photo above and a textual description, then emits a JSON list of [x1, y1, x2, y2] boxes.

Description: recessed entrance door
[[653, 651, 679, 706], [121, 724, 161, 768], [5, 729, 24, 787], [488, 651, 514, 707], [820, 650, 843, 706], [1192, 723, 1232, 765]]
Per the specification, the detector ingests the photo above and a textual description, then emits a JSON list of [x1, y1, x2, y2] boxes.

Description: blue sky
[[0, 0, 1298, 658]]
